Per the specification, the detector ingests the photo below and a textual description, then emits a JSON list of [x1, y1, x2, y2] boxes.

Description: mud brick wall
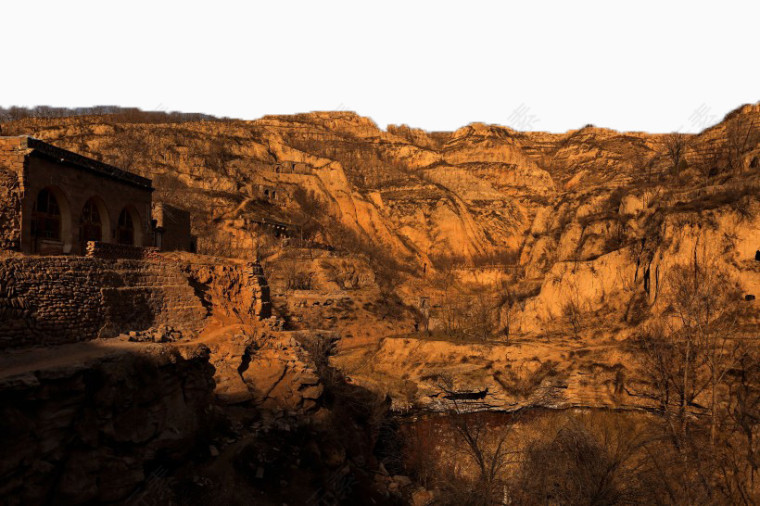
[[0, 257, 208, 349]]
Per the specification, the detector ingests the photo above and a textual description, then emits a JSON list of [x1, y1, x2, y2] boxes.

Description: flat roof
[[13, 136, 153, 190]]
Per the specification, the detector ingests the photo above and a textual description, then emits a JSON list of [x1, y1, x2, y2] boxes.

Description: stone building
[[256, 183, 289, 202], [152, 202, 193, 252], [0, 136, 153, 255]]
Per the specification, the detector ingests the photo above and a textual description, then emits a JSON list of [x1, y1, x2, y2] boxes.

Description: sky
[[2, 0, 758, 134]]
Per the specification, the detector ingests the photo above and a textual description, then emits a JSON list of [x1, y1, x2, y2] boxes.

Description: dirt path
[[0, 338, 156, 380]]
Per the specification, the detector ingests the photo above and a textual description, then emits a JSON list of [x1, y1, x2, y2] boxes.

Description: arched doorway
[[116, 206, 143, 246], [117, 208, 135, 245], [31, 187, 72, 254], [79, 197, 110, 252]]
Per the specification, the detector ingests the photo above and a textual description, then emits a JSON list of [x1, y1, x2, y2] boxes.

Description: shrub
[[280, 259, 315, 290]]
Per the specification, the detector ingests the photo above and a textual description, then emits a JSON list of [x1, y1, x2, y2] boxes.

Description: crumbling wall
[[0, 138, 26, 250], [0, 257, 208, 349], [181, 262, 271, 322], [85, 241, 161, 260]]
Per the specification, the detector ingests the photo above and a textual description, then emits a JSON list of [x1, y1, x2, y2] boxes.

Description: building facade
[[0, 136, 154, 255], [152, 202, 193, 252]]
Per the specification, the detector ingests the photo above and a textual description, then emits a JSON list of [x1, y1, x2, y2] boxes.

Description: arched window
[[32, 188, 62, 241], [79, 198, 103, 248], [117, 208, 134, 245]]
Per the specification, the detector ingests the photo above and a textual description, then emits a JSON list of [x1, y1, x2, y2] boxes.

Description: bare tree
[[447, 410, 514, 505], [436, 284, 499, 342], [497, 280, 514, 343], [695, 142, 723, 183], [152, 172, 187, 204], [280, 258, 315, 290], [663, 133, 691, 175], [637, 255, 742, 439], [693, 120, 759, 181], [439, 292, 467, 340], [666, 259, 742, 440], [423, 376, 518, 505], [321, 259, 361, 290], [563, 300, 583, 338], [106, 129, 148, 171], [514, 416, 646, 505], [292, 187, 328, 242], [469, 284, 499, 342], [561, 285, 584, 339], [205, 139, 235, 177], [725, 120, 760, 173], [635, 320, 679, 415]]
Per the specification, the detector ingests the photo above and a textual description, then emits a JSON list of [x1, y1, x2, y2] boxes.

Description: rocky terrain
[[2, 103, 760, 504]]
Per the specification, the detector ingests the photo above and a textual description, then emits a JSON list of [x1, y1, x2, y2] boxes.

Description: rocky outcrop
[[513, 249, 638, 333], [241, 332, 323, 412], [181, 259, 272, 322], [198, 326, 323, 412]]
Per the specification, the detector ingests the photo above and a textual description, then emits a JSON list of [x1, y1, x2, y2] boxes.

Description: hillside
[[3, 103, 760, 503], [4, 104, 760, 337]]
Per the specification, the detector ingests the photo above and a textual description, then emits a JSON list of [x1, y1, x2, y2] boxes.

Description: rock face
[[0, 340, 215, 505], [2, 104, 758, 273], [181, 260, 272, 321], [241, 332, 323, 412], [198, 326, 323, 412]]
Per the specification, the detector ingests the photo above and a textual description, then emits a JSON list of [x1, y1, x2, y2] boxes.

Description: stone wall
[[0, 136, 155, 255], [85, 240, 160, 260], [0, 256, 208, 349], [0, 138, 24, 250]]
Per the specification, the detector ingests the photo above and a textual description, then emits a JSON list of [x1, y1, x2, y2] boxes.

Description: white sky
[[2, 0, 758, 134]]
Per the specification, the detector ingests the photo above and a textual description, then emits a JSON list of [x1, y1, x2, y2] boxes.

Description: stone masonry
[[0, 255, 273, 350], [0, 256, 207, 349], [0, 136, 153, 255]]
